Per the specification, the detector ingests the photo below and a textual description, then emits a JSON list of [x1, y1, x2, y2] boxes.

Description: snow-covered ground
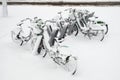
[[0, 5, 120, 80]]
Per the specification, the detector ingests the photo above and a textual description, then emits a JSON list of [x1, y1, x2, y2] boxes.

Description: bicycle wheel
[[61, 56, 77, 75], [11, 30, 22, 45]]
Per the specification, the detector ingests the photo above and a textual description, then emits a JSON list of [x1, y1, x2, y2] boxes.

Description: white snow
[[0, 5, 120, 80]]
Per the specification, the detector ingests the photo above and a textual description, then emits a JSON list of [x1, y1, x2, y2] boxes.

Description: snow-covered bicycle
[[11, 8, 109, 76], [56, 8, 108, 41], [11, 17, 78, 75]]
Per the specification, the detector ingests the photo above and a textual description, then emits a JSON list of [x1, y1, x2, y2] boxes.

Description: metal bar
[[2, 0, 8, 17], [0, 1, 120, 6]]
